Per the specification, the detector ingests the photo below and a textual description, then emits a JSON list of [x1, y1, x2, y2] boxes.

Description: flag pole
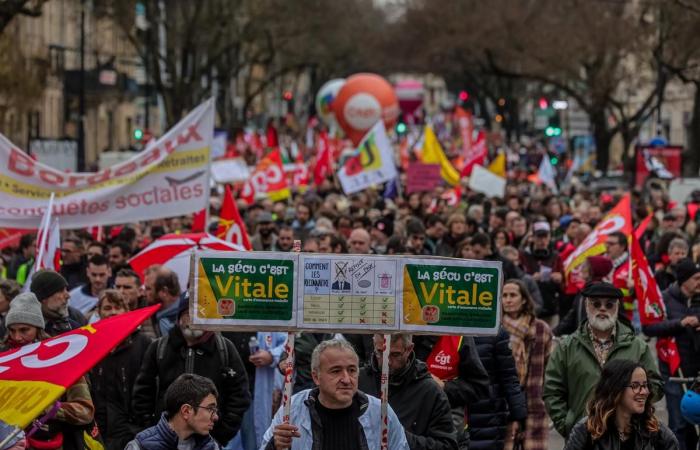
[[34, 192, 56, 272], [380, 333, 392, 450], [281, 240, 302, 424], [0, 426, 22, 450]]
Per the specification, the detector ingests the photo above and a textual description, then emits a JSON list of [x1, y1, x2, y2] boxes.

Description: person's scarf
[[502, 314, 534, 385]]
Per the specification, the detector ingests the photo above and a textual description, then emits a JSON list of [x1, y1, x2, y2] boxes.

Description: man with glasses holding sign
[[544, 282, 662, 439]]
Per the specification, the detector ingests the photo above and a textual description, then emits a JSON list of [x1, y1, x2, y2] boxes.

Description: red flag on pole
[[313, 132, 333, 186], [459, 132, 487, 177], [0, 305, 160, 429], [191, 209, 207, 232], [635, 213, 653, 240], [216, 185, 252, 250], [631, 235, 681, 374]]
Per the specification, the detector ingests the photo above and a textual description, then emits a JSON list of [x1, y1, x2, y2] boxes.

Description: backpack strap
[[157, 335, 169, 363], [214, 333, 229, 368]]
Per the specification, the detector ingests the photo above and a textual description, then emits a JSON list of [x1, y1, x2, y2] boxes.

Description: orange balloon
[[333, 73, 399, 145]]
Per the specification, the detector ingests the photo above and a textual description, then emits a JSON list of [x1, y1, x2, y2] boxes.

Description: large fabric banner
[[0, 305, 159, 429], [0, 100, 214, 229]]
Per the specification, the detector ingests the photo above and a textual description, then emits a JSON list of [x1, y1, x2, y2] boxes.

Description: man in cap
[[520, 220, 564, 322], [30, 269, 85, 336], [251, 212, 277, 251], [644, 258, 700, 449], [544, 281, 662, 438]]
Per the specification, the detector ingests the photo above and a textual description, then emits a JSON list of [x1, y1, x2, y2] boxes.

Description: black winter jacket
[[643, 283, 700, 376], [131, 328, 250, 446], [359, 354, 458, 450], [91, 330, 152, 450], [468, 329, 528, 450], [564, 418, 678, 450], [413, 335, 490, 408]]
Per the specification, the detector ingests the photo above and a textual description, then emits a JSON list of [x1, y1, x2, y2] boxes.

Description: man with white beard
[[543, 282, 662, 439]]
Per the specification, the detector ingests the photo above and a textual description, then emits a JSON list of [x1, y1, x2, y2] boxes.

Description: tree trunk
[[590, 109, 613, 173], [684, 82, 700, 177]]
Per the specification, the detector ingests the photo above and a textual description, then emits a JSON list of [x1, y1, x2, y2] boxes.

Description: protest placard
[[193, 252, 297, 330], [401, 258, 502, 335], [192, 251, 502, 335]]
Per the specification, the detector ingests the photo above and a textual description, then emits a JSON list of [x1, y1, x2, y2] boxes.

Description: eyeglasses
[[588, 299, 617, 310], [191, 404, 219, 419], [627, 382, 650, 394]]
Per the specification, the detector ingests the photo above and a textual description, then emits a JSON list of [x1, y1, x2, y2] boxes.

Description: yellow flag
[[487, 153, 506, 177], [421, 126, 460, 186]]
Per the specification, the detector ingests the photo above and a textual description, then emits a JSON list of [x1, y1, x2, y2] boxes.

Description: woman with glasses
[[564, 359, 678, 450]]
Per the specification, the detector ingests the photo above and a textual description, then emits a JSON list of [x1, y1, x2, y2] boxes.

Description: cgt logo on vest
[[434, 350, 452, 367]]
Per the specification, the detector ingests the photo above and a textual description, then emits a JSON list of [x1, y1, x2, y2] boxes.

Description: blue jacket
[[260, 388, 409, 450], [126, 413, 220, 450]]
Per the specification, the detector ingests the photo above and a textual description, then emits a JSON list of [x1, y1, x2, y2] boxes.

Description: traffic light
[[458, 90, 469, 102], [545, 115, 562, 137], [282, 91, 293, 101], [133, 128, 144, 140], [550, 155, 559, 165], [538, 97, 549, 110], [545, 126, 562, 137], [396, 122, 407, 134]]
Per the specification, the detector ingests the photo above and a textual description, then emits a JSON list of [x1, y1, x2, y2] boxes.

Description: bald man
[[348, 228, 372, 254]]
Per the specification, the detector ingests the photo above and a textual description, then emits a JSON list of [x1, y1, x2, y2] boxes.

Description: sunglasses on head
[[588, 298, 617, 310]]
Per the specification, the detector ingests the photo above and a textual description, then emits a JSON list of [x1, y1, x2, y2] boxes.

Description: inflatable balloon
[[315, 78, 346, 126], [333, 73, 399, 145], [395, 79, 424, 116]]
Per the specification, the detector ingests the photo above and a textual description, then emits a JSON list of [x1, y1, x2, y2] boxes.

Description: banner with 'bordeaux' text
[[0, 100, 214, 229]]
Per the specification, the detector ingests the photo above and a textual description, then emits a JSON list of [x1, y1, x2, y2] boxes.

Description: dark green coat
[[543, 321, 662, 438]]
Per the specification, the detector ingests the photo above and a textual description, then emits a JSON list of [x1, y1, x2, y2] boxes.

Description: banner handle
[[380, 333, 391, 450], [282, 240, 302, 424]]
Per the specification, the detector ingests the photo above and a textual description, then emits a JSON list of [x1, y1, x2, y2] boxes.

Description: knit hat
[[5, 292, 45, 328], [373, 217, 394, 237], [30, 270, 68, 302], [675, 258, 700, 285], [586, 256, 613, 281]]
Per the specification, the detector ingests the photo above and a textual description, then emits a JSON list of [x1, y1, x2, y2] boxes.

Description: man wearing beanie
[[644, 258, 700, 449], [30, 269, 84, 336], [2, 292, 46, 346]]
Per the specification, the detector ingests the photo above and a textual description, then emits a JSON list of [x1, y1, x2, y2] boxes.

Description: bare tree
[[389, 0, 667, 173], [0, 0, 49, 33]]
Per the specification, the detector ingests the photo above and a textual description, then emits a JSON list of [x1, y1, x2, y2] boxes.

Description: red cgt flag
[[216, 185, 252, 250], [631, 235, 681, 374], [0, 305, 160, 429], [313, 131, 333, 186]]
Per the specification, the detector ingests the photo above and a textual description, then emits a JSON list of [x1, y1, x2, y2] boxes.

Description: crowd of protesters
[[2, 141, 700, 450]]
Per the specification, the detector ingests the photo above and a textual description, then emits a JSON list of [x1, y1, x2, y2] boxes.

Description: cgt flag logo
[[0, 305, 159, 428]]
